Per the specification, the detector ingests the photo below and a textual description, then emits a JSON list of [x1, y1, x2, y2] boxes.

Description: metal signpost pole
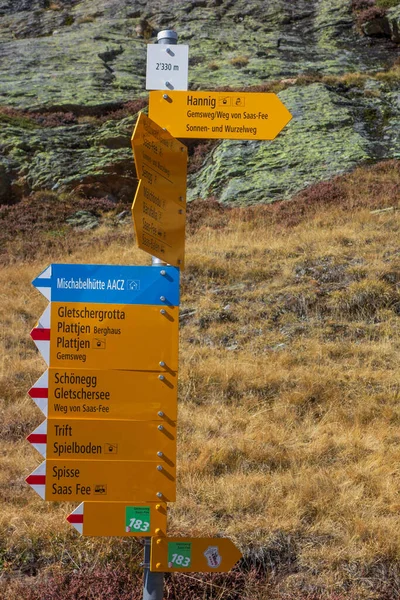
[[143, 28, 178, 600], [143, 538, 163, 600], [151, 28, 178, 269]]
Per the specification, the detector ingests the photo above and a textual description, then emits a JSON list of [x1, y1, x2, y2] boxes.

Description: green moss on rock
[[187, 82, 400, 205], [0, 115, 138, 201], [0, 0, 399, 205], [0, 0, 398, 110]]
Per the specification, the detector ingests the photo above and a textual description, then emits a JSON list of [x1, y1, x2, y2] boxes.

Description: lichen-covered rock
[[187, 81, 400, 205], [0, 0, 399, 111], [388, 5, 400, 42], [0, 114, 137, 202], [66, 209, 100, 229], [362, 16, 392, 37], [358, 4, 400, 42], [0, 163, 12, 204], [0, 0, 399, 206]]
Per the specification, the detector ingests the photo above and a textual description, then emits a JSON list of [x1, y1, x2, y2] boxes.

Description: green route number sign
[[168, 542, 192, 568], [125, 506, 151, 533]]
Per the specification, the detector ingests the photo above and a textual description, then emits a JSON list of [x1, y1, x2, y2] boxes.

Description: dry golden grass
[[0, 162, 399, 597], [175, 203, 400, 553]]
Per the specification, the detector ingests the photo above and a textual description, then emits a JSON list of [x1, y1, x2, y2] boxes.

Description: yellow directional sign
[[131, 112, 187, 267], [45, 459, 176, 502], [132, 180, 186, 268], [49, 302, 179, 371], [149, 91, 292, 140], [45, 368, 178, 421], [45, 419, 176, 462], [131, 112, 187, 192], [68, 501, 167, 537], [150, 537, 242, 573]]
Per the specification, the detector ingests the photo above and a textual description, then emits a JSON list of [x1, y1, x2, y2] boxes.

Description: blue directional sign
[[32, 264, 180, 306]]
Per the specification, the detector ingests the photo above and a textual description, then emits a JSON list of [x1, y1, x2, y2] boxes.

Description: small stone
[[362, 17, 391, 38], [115, 210, 129, 222], [66, 210, 99, 230]]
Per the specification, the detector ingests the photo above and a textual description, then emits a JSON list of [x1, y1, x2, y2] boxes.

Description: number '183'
[[171, 553, 190, 567]]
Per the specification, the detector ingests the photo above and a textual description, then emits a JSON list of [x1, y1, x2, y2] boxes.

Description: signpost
[[67, 501, 168, 537], [29, 368, 177, 421], [131, 112, 187, 189], [25, 26, 295, 600], [27, 418, 176, 462], [150, 537, 242, 573], [148, 90, 292, 140], [132, 180, 186, 267], [131, 112, 187, 267], [32, 263, 180, 305], [26, 459, 176, 502], [27, 261, 179, 514], [30, 302, 179, 371]]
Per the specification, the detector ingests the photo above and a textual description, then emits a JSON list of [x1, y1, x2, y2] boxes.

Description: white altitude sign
[[146, 44, 189, 91]]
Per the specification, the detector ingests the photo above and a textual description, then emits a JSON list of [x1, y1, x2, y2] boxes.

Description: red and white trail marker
[[26, 421, 47, 457], [67, 503, 84, 534], [30, 305, 50, 365], [25, 461, 46, 499], [28, 370, 49, 416]]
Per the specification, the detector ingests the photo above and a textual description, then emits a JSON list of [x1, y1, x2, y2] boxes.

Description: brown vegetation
[[0, 191, 129, 265], [352, 0, 375, 9], [356, 6, 388, 25], [230, 56, 250, 68], [351, 0, 400, 27], [0, 99, 147, 130]]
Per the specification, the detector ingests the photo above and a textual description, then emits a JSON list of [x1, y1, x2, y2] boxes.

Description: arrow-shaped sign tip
[[28, 371, 49, 416], [67, 503, 84, 534], [32, 265, 52, 301], [26, 462, 46, 499], [30, 319, 50, 365], [26, 421, 47, 458]]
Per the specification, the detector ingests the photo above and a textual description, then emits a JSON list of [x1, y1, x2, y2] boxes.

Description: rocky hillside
[[0, 0, 399, 207]]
